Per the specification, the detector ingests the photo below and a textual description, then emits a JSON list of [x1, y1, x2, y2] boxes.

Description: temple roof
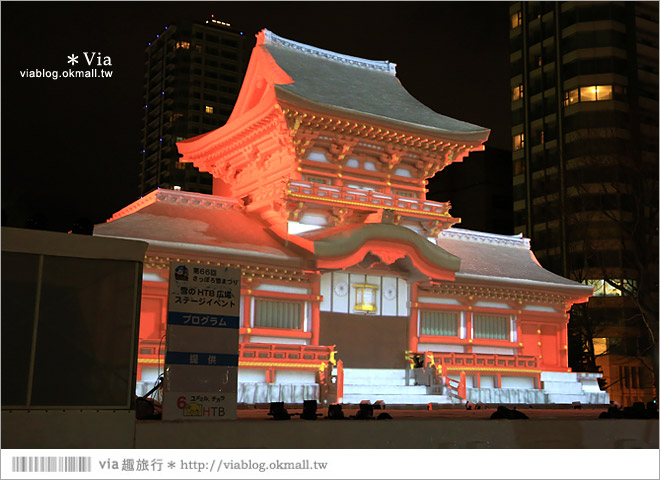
[[435, 228, 592, 293], [96, 190, 591, 297], [94, 190, 302, 263], [261, 30, 490, 140]]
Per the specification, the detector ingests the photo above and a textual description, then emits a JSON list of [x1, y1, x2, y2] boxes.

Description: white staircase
[[341, 368, 454, 405], [541, 371, 610, 404]]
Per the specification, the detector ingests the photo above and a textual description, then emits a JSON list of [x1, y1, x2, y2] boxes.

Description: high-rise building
[[139, 17, 249, 196], [509, 1, 658, 404]]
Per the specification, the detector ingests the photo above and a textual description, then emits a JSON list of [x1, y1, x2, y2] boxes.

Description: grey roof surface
[[93, 191, 300, 261], [262, 31, 490, 140], [435, 229, 590, 291]]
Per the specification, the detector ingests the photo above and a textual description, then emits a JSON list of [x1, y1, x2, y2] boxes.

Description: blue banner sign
[[165, 351, 239, 367], [167, 311, 240, 329]]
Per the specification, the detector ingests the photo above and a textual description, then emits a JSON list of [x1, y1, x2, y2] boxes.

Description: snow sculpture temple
[[96, 30, 608, 405]]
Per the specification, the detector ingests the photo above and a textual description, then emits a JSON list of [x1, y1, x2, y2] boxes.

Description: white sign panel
[[163, 262, 241, 420]]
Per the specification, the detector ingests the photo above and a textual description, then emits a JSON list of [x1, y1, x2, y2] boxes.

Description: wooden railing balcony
[[239, 342, 334, 370], [286, 180, 452, 219], [425, 351, 539, 372]]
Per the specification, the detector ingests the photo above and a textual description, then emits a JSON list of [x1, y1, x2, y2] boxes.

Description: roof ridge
[[107, 189, 242, 222], [438, 227, 531, 248], [258, 29, 397, 75]]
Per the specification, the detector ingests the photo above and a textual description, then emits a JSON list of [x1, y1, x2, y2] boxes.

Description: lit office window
[[512, 84, 524, 101], [580, 86, 598, 102], [593, 338, 607, 356], [564, 85, 614, 106], [511, 11, 522, 29], [205, 105, 214, 114], [582, 279, 638, 297], [564, 88, 579, 106], [513, 133, 525, 151], [594, 85, 612, 100], [175, 41, 190, 50]]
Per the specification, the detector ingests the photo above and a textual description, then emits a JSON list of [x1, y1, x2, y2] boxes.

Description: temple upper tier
[[176, 30, 491, 235]]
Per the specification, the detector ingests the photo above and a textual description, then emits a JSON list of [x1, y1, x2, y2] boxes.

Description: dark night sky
[[1, 1, 511, 232]]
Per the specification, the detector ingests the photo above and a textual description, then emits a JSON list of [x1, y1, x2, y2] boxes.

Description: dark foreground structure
[[2, 405, 658, 449]]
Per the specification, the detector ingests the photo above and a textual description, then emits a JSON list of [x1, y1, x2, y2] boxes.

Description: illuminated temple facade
[[96, 30, 609, 405]]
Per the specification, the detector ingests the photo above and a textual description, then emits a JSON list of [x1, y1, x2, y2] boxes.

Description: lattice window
[[421, 311, 459, 336], [473, 314, 510, 340], [255, 299, 302, 329]]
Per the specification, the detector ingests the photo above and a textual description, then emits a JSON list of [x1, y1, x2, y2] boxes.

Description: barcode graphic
[[12, 457, 91, 473]]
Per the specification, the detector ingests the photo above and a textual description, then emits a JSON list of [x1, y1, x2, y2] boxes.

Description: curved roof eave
[[455, 272, 594, 297], [306, 223, 461, 272], [275, 87, 490, 142]]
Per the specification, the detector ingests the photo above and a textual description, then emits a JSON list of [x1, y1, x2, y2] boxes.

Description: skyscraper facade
[[509, 1, 658, 404], [139, 17, 249, 196]]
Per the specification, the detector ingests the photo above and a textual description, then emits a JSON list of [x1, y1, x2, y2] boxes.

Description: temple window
[[352, 283, 379, 312], [513, 133, 525, 151], [305, 175, 330, 185], [205, 105, 214, 114], [512, 84, 524, 101], [394, 167, 411, 177], [346, 183, 376, 192], [364, 161, 377, 171], [346, 158, 360, 169], [396, 190, 417, 198], [473, 314, 510, 340], [306, 151, 329, 163], [254, 299, 303, 329], [420, 311, 459, 336]]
